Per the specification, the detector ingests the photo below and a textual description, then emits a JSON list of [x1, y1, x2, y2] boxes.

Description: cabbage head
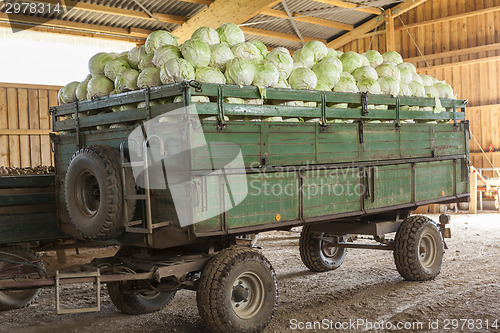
[[339, 71, 356, 85], [399, 83, 413, 97], [333, 76, 359, 93], [180, 39, 211, 68], [152, 45, 181, 68], [382, 51, 403, 66], [253, 62, 279, 87], [357, 78, 381, 94], [312, 62, 340, 89], [224, 58, 255, 86], [434, 82, 454, 99], [249, 40, 269, 59], [231, 42, 263, 63], [191, 26, 220, 45], [397, 62, 417, 74], [76, 75, 92, 101], [360, 54, 370, 67], [58, 81, 79, 104], [364, 50, 383, 68], [420, 74, 434, 87], [273, 78, 291, 89], [320, 56, 343, 73], [216, 23, 245, 47], [352, 66, 378, 82], [209, 43, 235, 71], [137, 67, 162, 88], [127, 46, 146, 70], [409, 81, 426, 97], [339, 51, 362, 73], [399, 67, 413, 84], [292, 47, 315, 69], [195, 67, 226, 84], [326, 48, 340, 58], [293, 62, 307, 70], [270, 47, 290, 55], [145, 30, 178, 55], [412, 72, 423, 85], [104, 59, 131, 81], [314, 81, 332, 91], [115, 69, 139, 92], [87, 75, 114, 99], [88, 52, 115, 76], [378, 77, 400, 96], [376, 63, 401, 81], [304, 40, 328, 62], [288, 67, 317, 90], [425, 85, 440, 98], [138, 54, 154, 71], [160, 58, 195, 84]]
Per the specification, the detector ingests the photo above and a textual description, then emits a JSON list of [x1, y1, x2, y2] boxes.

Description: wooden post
[[469, 170, 477, 214], [385, 9, 396, 51]]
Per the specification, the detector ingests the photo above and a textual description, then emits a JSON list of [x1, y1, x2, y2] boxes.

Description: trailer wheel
[[299, 225, 347, 272], [65, 145, 136, 240], [197, 247, 277, 333], [0, 247, 45, 311], [107, 246, 175, 315], [394, 215, 444, 281]]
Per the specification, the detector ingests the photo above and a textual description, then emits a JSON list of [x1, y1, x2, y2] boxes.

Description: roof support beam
[[0, 13, 150, 41], [385, 9, 395, 51], [32, 0, 188, 25], [327, 0, 429, 49], [313, 0, 382, 15], [261, 8, 354, 31], [241, 27, 325, 43], [172, 0, 283, 43]]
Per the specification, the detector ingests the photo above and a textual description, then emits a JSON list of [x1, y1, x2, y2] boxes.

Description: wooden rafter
[[177, 0, 214, 5], [0, 13, 150, 40], [405, 42, 500, 65], [241, 26, 325, 43], [171, 0, 283, 43], [261, 8, 353, 31], [32, 0, 188, 25], [327, 0, 429, 49], [313, 0, 382, 15]]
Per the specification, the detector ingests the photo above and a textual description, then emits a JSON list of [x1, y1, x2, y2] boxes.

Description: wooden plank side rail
[[0, 83, 59, 167]]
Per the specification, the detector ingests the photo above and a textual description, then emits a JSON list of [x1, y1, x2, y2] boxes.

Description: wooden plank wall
[[0, 82, 60, 167], [338, 0, 500, 177]]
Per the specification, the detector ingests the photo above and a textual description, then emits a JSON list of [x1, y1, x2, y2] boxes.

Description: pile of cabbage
[[58, 23, 455, 124]]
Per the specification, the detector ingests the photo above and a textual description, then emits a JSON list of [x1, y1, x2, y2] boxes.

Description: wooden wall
[[0, 82, 59, 168], [338, 0, 500, 176]]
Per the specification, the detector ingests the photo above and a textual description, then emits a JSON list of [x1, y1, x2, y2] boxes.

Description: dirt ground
[[0, 213, 499, 333]]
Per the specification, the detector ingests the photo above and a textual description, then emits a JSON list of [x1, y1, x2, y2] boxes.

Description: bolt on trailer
[[0, 81, 468, 332]]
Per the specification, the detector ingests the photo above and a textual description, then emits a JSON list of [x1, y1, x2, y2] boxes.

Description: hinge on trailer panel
[[49, 133, 59, 153], [320, 92, 327, 127], [361, 92, 369, 116], [358, 120, 364, 144], [144, 88, 151, 120], [217, 85, 227, 130], [188, 80, 203, 92], [395, 97, 401, 128], [74, 101, 81, 150]]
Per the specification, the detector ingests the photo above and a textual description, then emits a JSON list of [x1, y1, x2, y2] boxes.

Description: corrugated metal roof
[[8, 0, 403, 47]]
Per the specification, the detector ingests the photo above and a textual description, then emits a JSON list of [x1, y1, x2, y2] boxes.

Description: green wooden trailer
[[0, 82, 468, 332]]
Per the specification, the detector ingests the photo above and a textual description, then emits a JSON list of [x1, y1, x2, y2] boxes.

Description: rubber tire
[[299, 225, 347, 272], [0, 247, 44, 310], [107, 246, 176, 315], [197, 247, 278, 333], [65, 145, 135, 241], [394, 215, 444, 281]]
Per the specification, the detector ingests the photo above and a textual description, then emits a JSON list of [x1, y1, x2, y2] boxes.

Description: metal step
[[126, 194, 147, 200], [55, 269, 100, 314], [121, 161, 145, 168]]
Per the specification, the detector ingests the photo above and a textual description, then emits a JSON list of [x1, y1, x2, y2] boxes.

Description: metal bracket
[[395, 97, 401, 128], [188, 80, 203, 92], [74, 102, 81, 150], [145, 88, 152, 120], [217, 85, 226, 129], [361, 92, 369, 116], [55, 269, 100, 314], [320, 92, 327, 126], [358, 120, 364, 144]]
